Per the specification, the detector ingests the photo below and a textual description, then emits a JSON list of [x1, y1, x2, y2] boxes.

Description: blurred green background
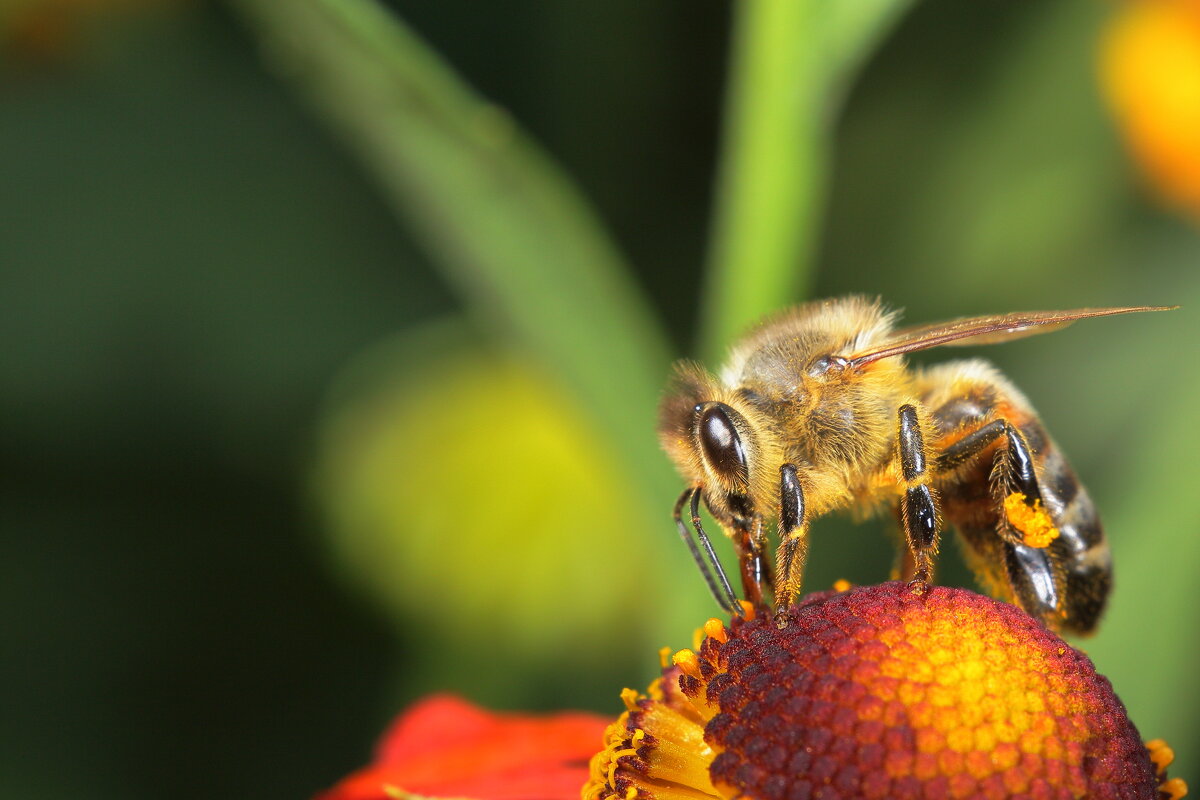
[[2, 1, 1196, 798]]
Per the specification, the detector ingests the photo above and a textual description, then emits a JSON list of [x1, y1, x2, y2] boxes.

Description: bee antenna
[[674, 487, 742, 616]]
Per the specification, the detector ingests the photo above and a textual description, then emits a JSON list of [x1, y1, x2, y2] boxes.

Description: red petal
[[317, 694, 608, 800]]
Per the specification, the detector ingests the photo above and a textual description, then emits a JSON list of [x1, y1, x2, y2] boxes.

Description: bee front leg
[[774, 463, 808, 624], [897, 405, 941, 593], [726, 504, 770, 608], [674, 487, 741, 615]]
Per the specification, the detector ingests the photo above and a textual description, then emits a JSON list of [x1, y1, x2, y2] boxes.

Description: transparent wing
[[843, 306, 1174, 367]]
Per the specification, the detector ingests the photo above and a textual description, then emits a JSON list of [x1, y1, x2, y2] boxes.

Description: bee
[[659, 296, 1171, 632]]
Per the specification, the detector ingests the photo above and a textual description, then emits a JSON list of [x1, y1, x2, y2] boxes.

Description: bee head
[[659, 364, 763, 497]]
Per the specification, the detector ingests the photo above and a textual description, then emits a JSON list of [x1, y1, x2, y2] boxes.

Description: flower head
[[586, 582, 1185, 800]]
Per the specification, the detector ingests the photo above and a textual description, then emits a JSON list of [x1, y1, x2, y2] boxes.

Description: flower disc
[[586, 582, 1179, 800]]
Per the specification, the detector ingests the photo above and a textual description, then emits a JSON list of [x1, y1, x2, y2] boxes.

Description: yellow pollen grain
[[833, 578, 852, 592], [946, 726, 974, 753], [673, 649, 702, 679], [704, 618, 729, 643], [738, 600, 757, 620], [916, 728, 944, 755], [897, 682, 924, 707], [1004, 492, 1060, 548], [992, 742, 1020, 771], [621, 688, 642, 712], [658, 646, 672, 670]]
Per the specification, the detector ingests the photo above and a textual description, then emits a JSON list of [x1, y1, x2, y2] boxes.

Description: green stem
[[701, 0, 826, 361], [226, 0, 676, 503], [700, 0, 915, 361]]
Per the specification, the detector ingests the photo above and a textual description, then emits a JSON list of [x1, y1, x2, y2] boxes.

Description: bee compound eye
[[697, 403, 749, 483]]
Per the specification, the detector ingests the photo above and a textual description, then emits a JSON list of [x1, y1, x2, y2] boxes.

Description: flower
[[1100, 0, 1200, 219], [318, 693, 607, 800], [585, 582, 1186, 800], [317, 584, 1185, 800]]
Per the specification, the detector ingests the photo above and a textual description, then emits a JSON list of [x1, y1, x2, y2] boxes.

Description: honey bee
[[659, 296, 1171, 632]]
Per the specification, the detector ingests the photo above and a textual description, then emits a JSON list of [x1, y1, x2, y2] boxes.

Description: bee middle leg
[[773, 463, 808, 622], [897, 404, 941, 593]]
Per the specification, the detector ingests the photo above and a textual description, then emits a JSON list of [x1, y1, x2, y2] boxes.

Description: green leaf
[[228, 0, 675, 507]]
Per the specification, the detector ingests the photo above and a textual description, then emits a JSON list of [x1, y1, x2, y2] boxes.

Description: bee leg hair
[[937, 419, 1052, 546], [774, 463, 808, 626], [897, 404, 941, 594]]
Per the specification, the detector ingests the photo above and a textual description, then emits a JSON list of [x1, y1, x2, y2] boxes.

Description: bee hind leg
[[935, 417, 1066, 625], [1003, 541, 1061, 624]]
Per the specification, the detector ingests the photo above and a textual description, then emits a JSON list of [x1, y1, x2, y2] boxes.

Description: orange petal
[[319, 694, 607, 800]]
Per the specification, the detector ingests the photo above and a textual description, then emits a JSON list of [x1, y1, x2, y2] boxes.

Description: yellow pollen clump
[[833, 578, 853, 592], [1004, 492, 1060, 547]]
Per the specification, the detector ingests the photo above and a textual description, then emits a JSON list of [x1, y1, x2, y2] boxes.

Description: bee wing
[[843, 306, 1174, 367]]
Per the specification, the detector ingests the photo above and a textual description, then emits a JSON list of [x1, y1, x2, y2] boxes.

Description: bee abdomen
[[1036, 440, 1111, 634], [927, 372, 1113, 634]]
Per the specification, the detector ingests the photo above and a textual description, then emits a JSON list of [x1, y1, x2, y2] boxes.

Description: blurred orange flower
[[317, 694, 606, 800], [1101, 0, 1200, 218]]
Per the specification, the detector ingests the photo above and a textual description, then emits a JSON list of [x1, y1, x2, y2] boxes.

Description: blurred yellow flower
[[1100, 0, 1200, 218], [313, 321, 658, 668]]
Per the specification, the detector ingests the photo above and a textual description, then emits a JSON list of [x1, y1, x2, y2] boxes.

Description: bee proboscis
[[659, 297, 1172, 632]]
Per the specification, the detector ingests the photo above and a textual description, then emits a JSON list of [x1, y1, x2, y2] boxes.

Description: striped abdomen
[[921, 360, 1111, 634]]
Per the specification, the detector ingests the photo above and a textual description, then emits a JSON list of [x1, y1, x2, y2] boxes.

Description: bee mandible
[[658, 296, 1171, 632]]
